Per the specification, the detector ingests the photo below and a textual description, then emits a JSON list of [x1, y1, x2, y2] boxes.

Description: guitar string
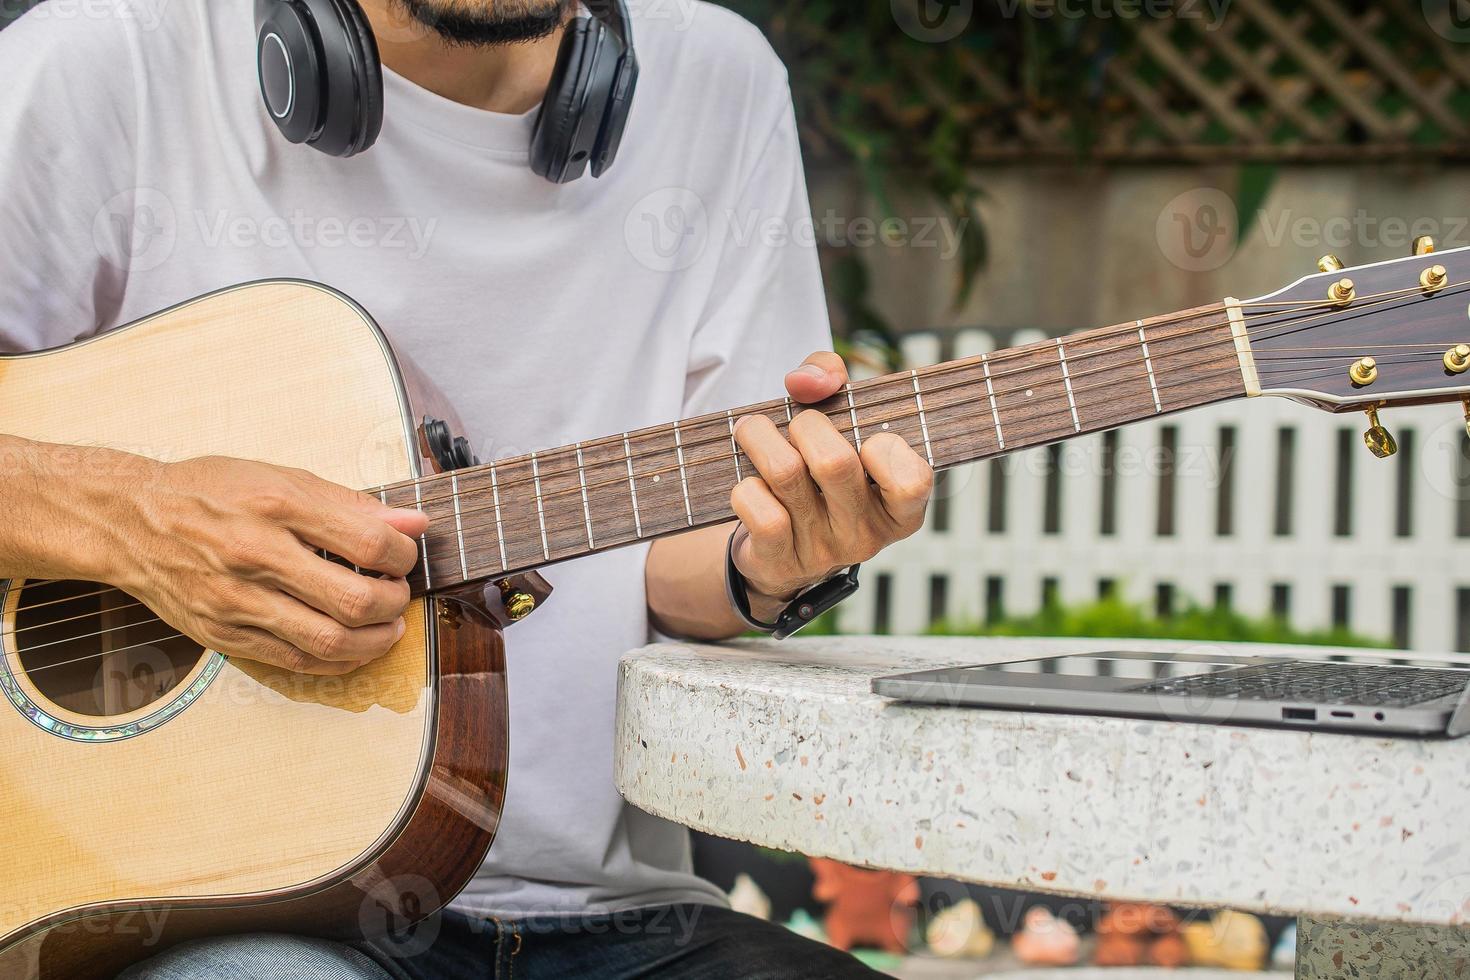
[[371, 289, 1463, 538], [347, 277, 1464, 510], [9, 293, 1458, 616], [3, 348, 1423, 666], [435, 349, 1438, 561], [11, 278, 1467, 606], [0, 358, 1330, 669], [370, 279, 1470, 513], [19, 278, 1462, 603]]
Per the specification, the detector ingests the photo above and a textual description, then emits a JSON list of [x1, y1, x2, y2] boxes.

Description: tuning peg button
[[1413, 235, 1436, 256], [1363, 407, 1397, 459], [1446, 344, 1470, 375], [1317, 254, 1345, 273]]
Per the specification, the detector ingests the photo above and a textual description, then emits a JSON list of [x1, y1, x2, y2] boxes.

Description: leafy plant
[[928, 594, 1384, 648]]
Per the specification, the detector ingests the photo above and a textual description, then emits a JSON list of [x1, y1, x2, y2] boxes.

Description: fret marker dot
[[1025, 388, 1034, 397], [652, 475, 661, 483], [882, 422, 890, 430]]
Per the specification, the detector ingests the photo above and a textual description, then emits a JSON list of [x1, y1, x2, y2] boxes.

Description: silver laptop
[[872, 651, 1470, 737]]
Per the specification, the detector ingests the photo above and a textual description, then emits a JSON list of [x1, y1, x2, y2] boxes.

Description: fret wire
[[672, 422, 694, 527], [384, 306, 1241, 515], [623, 433, 643, 538], [413, 480, 431, 589], [981, 354, 1005, 450], [403, 307, 1254, 526], [490, 462, 508, 570], [530, 452, 550, 561], [1057, 340, 1081, 433], [51, 351, 1256, 632], [367, 286, 1443, 510], [459, 359, 1257, 581], [575, 443, 595, 549], [784, 395, 793, 423], [845, 383, 862, 451], [445, 332, 1246, 543], [372, 489, 387, 577], [909, 369, 935, 466], [435, 323, 1240, 547], [727, 410, 743, 482], [450, 472, 469, 579], [1138, 319, 1163, 413]]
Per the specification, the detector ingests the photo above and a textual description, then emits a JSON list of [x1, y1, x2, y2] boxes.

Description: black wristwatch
[[724, 526, 861, 640]]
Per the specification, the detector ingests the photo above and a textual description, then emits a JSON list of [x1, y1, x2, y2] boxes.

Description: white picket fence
[[844, 330, 1470, 653]]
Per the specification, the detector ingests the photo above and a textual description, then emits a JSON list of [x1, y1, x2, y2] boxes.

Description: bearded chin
[[391, 0, 577, 46]]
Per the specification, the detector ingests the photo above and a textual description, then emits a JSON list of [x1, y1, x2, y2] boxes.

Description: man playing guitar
[[0, 0, 932, 976]]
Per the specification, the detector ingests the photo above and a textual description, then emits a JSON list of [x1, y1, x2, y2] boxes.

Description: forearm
[[646, 522, 790, 641], [0, 433, 151, 582]]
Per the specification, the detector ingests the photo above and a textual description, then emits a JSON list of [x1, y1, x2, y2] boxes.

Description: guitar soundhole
[[9, 579, 204, 718]]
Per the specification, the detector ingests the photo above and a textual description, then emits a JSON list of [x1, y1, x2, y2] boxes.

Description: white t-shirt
[[0, 0, 830, 916]]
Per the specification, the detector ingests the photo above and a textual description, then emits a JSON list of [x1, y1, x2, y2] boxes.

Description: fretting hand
[[730, 352, 934, 620]]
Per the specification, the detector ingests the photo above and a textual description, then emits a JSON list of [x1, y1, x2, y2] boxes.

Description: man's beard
[[391, 0, 577, 46]]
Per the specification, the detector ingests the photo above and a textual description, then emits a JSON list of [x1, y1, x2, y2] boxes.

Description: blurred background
[[5, 0, 1468, 974], [691, 0, 1470, 975]]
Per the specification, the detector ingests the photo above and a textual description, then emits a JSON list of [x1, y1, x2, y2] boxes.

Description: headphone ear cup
[[301, 0, 382, 156], [531, 18, 621, 184], [330, 0, 383, 155], [256, 1, 326, 145], [256, 0, 382, 157]]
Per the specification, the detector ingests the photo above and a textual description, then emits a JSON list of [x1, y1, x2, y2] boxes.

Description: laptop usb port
[[1282, 708, 1316, 721]]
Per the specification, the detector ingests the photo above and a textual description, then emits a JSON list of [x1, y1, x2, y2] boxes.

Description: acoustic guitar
[[3, 241, 1469, 977]]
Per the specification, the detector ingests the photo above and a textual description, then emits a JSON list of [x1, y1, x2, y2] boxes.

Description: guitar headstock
[[1242, 240, 1470, 425]]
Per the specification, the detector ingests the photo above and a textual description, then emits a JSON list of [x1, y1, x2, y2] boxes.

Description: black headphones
[[254, 0, 638, 182]]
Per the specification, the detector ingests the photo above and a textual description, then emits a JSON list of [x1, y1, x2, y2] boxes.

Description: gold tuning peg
[[1445, 344, 1470, 375], [1363, 407, 1397, 459], [1462, 398, 1470, 441], [1413, 235, 1436, 256], [496, 579, 537, 621], [1317, 254, 1346, 273]]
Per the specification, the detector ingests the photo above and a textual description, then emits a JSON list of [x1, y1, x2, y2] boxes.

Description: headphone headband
[[254, 0, 637, 181]]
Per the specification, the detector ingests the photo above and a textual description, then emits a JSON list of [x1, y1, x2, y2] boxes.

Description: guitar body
[[0, 282, 507, 979]]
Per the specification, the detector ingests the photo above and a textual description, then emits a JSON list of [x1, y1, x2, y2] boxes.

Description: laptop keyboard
[[1132, 662, 1470, 707]]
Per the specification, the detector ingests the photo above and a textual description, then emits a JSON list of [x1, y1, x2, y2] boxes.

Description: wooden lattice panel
[[754, 0, 1470, 163]]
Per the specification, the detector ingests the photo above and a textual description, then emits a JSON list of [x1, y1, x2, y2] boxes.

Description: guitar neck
[[386, 302, 1249, 595]]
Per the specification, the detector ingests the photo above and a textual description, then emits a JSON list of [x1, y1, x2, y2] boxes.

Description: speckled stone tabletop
[[614, 636, 1470, 928]]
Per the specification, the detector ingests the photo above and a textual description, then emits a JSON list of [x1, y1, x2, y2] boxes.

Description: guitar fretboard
[[380, 304, 1245, 594]]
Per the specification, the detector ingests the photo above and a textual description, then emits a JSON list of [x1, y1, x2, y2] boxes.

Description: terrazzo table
[[614, 636, 1470, 979]]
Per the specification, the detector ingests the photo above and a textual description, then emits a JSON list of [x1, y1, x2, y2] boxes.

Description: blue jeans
[[119, 905, 880, 979]]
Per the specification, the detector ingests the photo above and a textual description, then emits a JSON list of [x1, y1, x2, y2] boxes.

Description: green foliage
[[928, 594, 1385, 648], [711, 0, 1013, 336]]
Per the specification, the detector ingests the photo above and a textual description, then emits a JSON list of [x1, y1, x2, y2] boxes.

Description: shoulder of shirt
[[0, 0, 217, 107], [630, 1, 791, 108]]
